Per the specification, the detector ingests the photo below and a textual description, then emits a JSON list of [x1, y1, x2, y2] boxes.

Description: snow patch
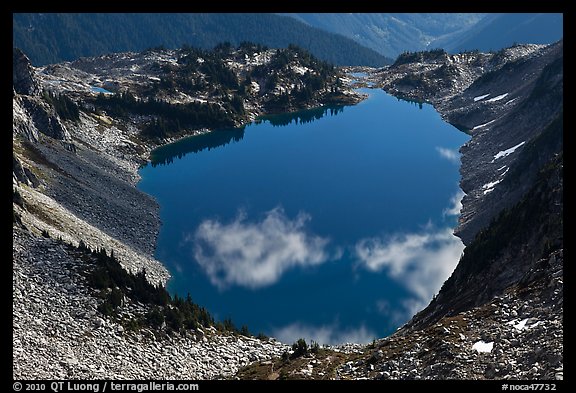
[[483, 179, 502, 195], [483, 179, 502, 190], [472, 119, 497, 130], [507, 318, 540, 331], [486, 93, 509, 103], [508, 318, 529, 330], [473, 94, 490, 102], [492, 141, 526, 161], [472, 341, 493, 353], [292, 65, 310, 75]]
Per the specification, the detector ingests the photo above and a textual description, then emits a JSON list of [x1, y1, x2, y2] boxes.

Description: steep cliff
[[369, 41, 563, 374], [378, 41, 563, 246]]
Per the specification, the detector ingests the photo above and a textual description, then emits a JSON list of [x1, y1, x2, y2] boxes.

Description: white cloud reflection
[[355, 226, 464, 316], [189, 207, 331, 290], [436, 146, 461, 164], [272, 322, 376, 346]]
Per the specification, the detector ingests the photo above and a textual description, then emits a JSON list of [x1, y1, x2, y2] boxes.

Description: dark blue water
[[138, 88, 470, 345]]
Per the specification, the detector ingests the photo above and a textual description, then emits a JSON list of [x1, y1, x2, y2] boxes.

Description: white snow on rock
[[486, 93, 509, 102], [473, 94, 490, 102], [472, 119, 497, 130], [483, 179, 502, 194], [472, 341, 494, 353], [492, 141, 526, 161], [292, 65, 310, 75], [508, 318, 529, 330], [507, 318, 540, 331]]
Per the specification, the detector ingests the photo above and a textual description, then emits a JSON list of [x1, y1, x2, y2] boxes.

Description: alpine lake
[[138, 87, 470, 345]]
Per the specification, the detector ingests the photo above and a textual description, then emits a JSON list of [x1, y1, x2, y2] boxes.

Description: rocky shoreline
[[13, 228, 291, 379], [371, 41, 562, 245], [12, 47, 366, 379]]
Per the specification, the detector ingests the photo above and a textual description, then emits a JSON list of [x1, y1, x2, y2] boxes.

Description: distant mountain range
[[12, 13, 391, 67], [439, 13, 564, 53], [279, 13, 485, 59], [281, 13, 563, 59], [13, 13, 563, 68]]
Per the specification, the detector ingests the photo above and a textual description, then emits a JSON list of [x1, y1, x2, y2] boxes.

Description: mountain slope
[[12, 13, 391, 67], [280, 13, 485, 59], [281, 13, 563, 60], [374, 38, 563, 326], [441, 13, 563, 53]]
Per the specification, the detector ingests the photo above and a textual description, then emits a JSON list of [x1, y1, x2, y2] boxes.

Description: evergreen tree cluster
[[281, 338, 321, 361], [248, 44, 341, 111], [392, 48, 448, 67], [75, 240, 247, 335], [90, 42, 346, 138], [42, 90, 80, 122], [91, 92, 236, 140]]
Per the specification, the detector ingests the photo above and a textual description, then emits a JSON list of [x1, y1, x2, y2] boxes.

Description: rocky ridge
[[238, 249, 562, 380], [371, 42, 562, 245]]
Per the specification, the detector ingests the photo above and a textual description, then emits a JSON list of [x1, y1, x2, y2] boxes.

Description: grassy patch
[[24, 201, 66, 233], [20, 140, 62, 173]]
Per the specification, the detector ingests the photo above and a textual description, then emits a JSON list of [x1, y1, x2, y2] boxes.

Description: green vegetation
[[291, 338, 309, 358], [13, 13, 390, 67], [75, 240, 247, 336], [90, 43, 346, 140], [280, 338, 321, 361], [42, 90, 80, 122], [392, 48, 447, 67], [238, 340, 362, 380], [91, 92, 236, 141]]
